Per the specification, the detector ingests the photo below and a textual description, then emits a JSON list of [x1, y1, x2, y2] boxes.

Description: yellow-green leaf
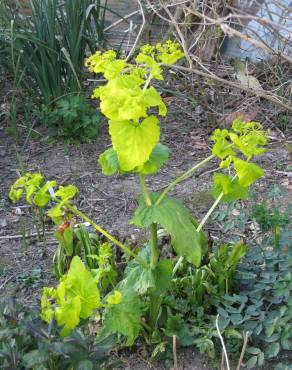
[[109, 116, 160, 171]]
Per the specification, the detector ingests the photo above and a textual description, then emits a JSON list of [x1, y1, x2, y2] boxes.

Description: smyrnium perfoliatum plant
[[9, 41, 268, 346]]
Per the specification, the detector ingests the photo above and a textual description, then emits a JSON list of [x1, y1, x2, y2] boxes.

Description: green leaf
[[23, 349, 49, 368], [122, 260, 155, 295], [265, 342, 280, 358], [164, 314, 195, 346], [34, 180, 57, 207], [152, 259, 173, 297], [102, 290, 145, 346], [143, 87, 167, 116], [47, 203, 65, 219], [212, 173, 249, 202], [211, 129, 236, 159], [247, 347, 261, 355], [258, 352, 264, 366], [62, 256, 100, 318], [98, 148, 119, 176], [55, 185, 78, 200], [55, 296, 81, 337], [76, 360, 94, 370], [138, 143, 169, 174], [246, 355, 258, 368], [131, 193, 205, 266], [233, 158, 264, 187], [109, 116, 160, 171], [41, 257, 100, 337], [9, 188, 23, 202], [63, 227, 74, 256]]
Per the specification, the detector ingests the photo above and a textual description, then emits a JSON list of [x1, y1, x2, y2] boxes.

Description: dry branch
[[166, 64, 292, 112]]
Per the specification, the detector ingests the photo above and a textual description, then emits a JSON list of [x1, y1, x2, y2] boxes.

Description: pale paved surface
[[102, 0, 166, 50]]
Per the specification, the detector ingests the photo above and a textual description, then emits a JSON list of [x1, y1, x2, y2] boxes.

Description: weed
[[39, 95, 101, 142]]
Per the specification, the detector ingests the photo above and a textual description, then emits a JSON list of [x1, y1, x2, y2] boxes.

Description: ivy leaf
[[131, 193, 204, 266], [265, 342, 280, 358], [102, 290, 145, 346], [246, 355, 258, 368], [212, 173, 249, 202], [98, 148, 119, 176], [109, 116, 160, 171], [138, 143, 170, 175], [233, 158, 264, 187]]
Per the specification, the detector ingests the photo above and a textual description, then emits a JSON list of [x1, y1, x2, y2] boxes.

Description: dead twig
[[0, 231, 54, 241], [173, 335, 178, 370], [186, 7, 292, 65], [125, 0, 145, 61], [166, 64, 292, 112], [216, 314, 231, 370], [236, 332, 250, 370]]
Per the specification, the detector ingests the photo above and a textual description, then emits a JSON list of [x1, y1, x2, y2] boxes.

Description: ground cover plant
[[5, 41, 286, 369]]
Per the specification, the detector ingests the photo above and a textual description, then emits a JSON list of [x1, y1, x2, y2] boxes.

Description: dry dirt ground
[[0, 91, 291, 369]]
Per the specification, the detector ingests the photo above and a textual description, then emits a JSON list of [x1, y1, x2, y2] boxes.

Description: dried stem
[[236, 332, 250, 370]]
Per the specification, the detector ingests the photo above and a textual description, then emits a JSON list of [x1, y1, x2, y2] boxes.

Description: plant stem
[[150, 223, 159, 269], [139, 173, 152, 206], [138, 174, 161, 327], [66, 204, 149, 269], [149, 295, 162, 328], [155, 154, 214, 205], [138, 174, 160, 270], [31, 206, 42, 242]]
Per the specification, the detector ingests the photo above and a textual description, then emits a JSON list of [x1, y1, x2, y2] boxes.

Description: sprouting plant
[[9, 41, 268, 348], [9, 173, 55, 250]]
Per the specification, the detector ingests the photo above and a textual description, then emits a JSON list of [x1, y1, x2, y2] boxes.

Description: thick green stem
[[138, 174, 161, 328], [149, 295, 162, 328], [139, 174, 159, 270], [150, 223, 159, 269], [66, 204, 148, 269], [155, 154, 214, 205], [139, 173, 152, 206]]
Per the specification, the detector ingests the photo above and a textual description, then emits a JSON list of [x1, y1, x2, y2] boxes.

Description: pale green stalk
[[155, 154, 214, 205], [66, 204, 149, 268]]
